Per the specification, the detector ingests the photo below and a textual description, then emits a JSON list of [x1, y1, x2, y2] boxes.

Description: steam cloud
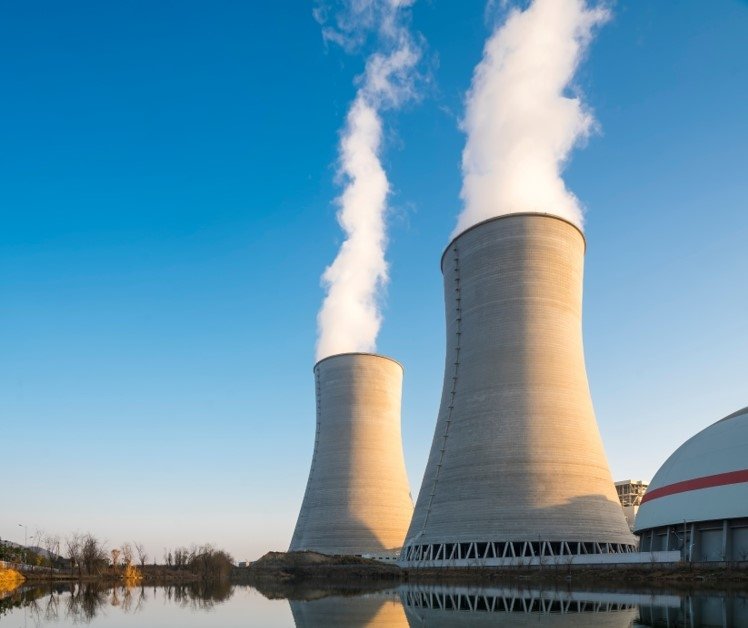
[[456, 0, 610, 236], [315, 1, 421, 361]]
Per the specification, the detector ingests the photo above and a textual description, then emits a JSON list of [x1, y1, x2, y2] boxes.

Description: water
[[1, 582, 747, 627]]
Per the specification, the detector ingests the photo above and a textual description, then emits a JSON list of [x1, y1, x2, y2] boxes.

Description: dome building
[[635, 407, 748, 562]]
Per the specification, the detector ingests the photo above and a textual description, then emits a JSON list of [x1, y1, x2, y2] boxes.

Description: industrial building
[[401, 213, 635, 566], [289, 352, 413, 558], [635, 406, 748, 562], [615, 480, 648, 531]]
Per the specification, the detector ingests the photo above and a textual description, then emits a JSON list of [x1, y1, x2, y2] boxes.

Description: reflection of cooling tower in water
[[290, 353, 413, 556], [402, 214, 635, 565], [400, 586, 638, 627], [290, 594, 408, 627]]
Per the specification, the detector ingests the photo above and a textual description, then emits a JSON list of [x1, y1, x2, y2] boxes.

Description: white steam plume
[[315, 1, 421, 361], [456, 0, 610, 236]]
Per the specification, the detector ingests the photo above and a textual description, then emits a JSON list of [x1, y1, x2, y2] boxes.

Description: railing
[[0, 559, 61, 573]]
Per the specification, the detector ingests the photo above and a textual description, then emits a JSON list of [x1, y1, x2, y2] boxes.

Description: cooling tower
[[402, 213, 635, 565], [290, 594, 408, 627], [290, 352, 413, 557], [401, 585, 638, 627]]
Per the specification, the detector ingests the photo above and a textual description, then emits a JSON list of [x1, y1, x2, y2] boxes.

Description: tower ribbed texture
[[290, 596, 408, 627], [401, 587, 637, 627], [402, 213, 635, 564], [290, 352, 413, 556]]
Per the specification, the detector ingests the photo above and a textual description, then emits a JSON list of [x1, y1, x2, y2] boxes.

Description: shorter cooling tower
[[289, 352, 413, 557], [291, 594, 407, 627]]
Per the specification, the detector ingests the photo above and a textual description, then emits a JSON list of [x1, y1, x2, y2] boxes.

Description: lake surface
[[1, 582, 747, 627]]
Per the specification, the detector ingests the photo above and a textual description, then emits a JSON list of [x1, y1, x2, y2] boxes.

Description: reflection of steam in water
[[290, 592, 408, 627], [401, 585, 638, 627]]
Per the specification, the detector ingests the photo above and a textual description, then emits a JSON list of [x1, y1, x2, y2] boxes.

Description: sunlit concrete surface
[[290, 593, 407, 627], [290, 353, 413, 557], [403, 214, 635, 565]]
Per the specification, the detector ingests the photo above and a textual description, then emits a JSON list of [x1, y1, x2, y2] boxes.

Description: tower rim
[[313, 351, 404, 373], [440, 212, 587, 272]]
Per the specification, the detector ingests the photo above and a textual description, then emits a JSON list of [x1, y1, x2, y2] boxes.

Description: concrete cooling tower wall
[[289, 352, 413, 557], [401, 586, 638, 627], [402, 213, 635, 566], [290, 594, 407, 627]]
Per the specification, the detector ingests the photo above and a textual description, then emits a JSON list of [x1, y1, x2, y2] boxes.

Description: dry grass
[[0, 567, 25, 592], [122, 565, 143, 584]]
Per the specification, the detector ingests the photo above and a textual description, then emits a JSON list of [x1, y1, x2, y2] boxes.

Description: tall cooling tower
[[401, 213, 635, 565], [290, 352, 413, 557]]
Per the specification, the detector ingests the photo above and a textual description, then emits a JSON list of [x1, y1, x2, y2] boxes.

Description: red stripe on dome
[[641, 469, 748, 504]]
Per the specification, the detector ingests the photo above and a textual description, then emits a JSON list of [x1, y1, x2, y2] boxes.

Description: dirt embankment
[[239, 552, 402, 599], [247, 551, 401, 580], [241, 552, 748, 596], [402, 563, 748, 593]]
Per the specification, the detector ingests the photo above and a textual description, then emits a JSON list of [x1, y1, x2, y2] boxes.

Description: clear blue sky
[[1, 2, 746, 562]]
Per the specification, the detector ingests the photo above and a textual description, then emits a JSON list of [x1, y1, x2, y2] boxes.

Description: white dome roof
[[634, 407, 748, 532]]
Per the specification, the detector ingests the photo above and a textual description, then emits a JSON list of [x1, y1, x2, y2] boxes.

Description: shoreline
[[8, 552, 748, 596], [239, 551, 748, 597], [13, 566, 212, 587]]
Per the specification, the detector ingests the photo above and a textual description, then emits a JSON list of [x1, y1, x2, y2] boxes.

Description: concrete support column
[[722, 519, 729, 561]]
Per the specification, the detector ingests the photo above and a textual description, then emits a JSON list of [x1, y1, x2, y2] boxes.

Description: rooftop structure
[[615, 480, 649, 531]]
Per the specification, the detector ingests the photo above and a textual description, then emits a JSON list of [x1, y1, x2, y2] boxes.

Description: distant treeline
[[0, 531, 233, 582]]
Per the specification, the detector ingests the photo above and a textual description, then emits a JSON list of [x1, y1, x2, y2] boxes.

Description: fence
[[0, 559, 61, 574]]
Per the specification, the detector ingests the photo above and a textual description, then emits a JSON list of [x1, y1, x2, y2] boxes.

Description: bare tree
[[111, 548, 121, 570], [43, 533, 61, 566], [121, 586, 133, 612], [174, 546, 191, 569], [134, 542, 148, 568], [44, 589, 60, 622], [81, 533, 107, 576], [33, 527, 45, 555], [135, 585, 147, 613], [66, 533, 83, 577], [188, 544, 234, 581], [121, 543, 133, 567]]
